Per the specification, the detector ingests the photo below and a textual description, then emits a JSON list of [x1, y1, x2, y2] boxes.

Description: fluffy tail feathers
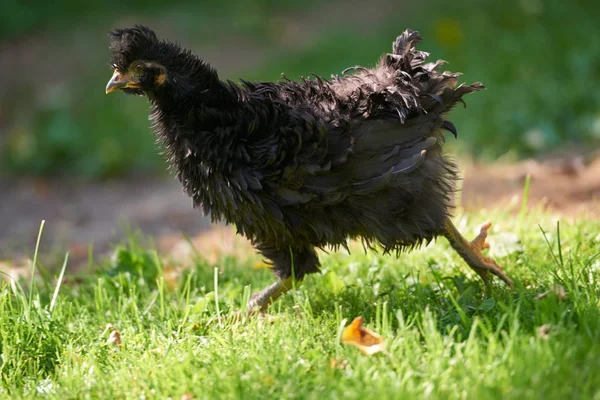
[[392, 29, 423, 57], [385, 29, 485, 117]]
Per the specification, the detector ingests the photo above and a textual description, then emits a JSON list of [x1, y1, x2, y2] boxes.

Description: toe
[[472, 221, 492, 250], [480, 221, 492, 232]]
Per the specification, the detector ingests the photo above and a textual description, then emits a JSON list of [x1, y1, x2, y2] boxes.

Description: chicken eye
[[134, 64, 144, 73]]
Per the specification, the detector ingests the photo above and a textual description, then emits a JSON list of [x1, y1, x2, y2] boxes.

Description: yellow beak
[[105, 69, 141, 94]]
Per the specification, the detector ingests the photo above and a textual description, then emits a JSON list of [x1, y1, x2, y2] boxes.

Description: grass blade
[[214, 266, 222, 327], [556, 221, 564, 268], [538, 225, 562, 269], [28, 220, 45, 307], [50, 252, 69, 314]]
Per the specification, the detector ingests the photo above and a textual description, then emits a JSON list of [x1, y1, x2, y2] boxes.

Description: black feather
[[442, 120, 458, 138], [107, 26, 483, 279]]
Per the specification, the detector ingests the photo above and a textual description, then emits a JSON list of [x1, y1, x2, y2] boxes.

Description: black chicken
[[106, 26, 513, 311]]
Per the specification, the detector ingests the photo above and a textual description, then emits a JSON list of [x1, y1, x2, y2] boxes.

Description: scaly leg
[[247, 277, 294, 313], [443, 219, 513, 287], [246, 245, 321, 314]]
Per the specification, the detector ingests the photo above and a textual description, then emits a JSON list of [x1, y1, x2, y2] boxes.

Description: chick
[[106, 26, 513, 312]]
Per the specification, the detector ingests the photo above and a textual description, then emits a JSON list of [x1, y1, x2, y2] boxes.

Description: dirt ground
[[1, 151, 598, 272]]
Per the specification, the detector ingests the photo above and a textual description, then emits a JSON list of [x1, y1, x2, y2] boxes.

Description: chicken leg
[[443, 219, 513, 287], [247, 245, 320, 313], [247, 277, 294, 313], [246, 221, 513, 313]]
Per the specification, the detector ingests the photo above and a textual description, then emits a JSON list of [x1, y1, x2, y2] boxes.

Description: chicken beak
[[105, 69, 140, 93]]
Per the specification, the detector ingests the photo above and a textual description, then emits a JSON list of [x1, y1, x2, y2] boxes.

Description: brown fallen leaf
[[537, 324, 551, 340], [535, 285, 566, 301], [106, 324, 122, 348], [163, 264, 185, 291], [181, 393, 194, 400], [256, 314, 278, 328], [329, 359, 349, 369], [341, 316, 385, 355]]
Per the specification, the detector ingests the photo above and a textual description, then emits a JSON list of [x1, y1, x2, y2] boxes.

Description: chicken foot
[[246, 277, 294, 313], [443, 219, 514, 287], [246, 246, 319, 313], [246, 220, 513, 314]]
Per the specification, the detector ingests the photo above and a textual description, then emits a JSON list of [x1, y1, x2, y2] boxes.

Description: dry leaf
[[329, 359, 348, 369], [256, 314, 277, 328], [106, 324, 122, 348], [163, 264, 184, 290], [181, 393, 194, 400], [108, 331, 121, 348], [535, 285, 566, 301], [537, 324, 551, 340], [341, 316, 385, 355]]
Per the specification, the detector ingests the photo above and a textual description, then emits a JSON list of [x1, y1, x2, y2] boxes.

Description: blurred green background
[[0, 0, 599, 179]]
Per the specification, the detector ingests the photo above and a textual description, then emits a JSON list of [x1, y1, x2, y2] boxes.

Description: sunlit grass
[[1, 207, 599, 398]]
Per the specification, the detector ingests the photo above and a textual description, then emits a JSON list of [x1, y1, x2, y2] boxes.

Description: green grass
[[1, 207, 599, 399]]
